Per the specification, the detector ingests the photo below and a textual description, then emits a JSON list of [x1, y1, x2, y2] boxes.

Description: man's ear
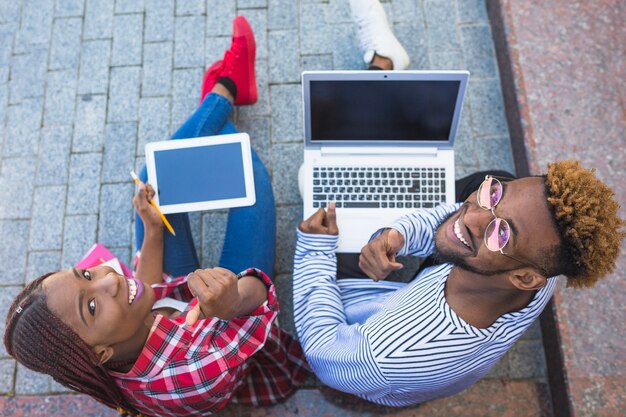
[[508, 268, 548, 291], [93, 345, 114, 365]]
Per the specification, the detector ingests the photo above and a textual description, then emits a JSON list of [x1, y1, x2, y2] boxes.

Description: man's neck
[[445, 266, 536, 329]]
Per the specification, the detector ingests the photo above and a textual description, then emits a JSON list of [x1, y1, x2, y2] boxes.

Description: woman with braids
[[4, 17, 308, 417]]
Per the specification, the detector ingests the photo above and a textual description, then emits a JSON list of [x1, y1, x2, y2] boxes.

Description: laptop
[[301, 70, 469, 253]]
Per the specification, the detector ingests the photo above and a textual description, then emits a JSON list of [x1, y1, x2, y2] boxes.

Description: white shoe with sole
[[349, 0, 410, 70]]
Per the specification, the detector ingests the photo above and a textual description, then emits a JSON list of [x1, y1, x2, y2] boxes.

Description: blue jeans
[[135, 93, 276, 277]]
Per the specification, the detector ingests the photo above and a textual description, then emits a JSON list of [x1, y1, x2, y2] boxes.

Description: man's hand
[[358, 228, 405, 281], [185, 267, 241, 325], [299, 202, 339, 235], [133, 182, 162, 230]]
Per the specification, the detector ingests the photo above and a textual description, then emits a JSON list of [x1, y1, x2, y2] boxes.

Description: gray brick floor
[[0, 0, 547, 400]]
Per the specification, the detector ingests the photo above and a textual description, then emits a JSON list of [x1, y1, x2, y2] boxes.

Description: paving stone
[[430, 49, 466, 70], [508, 340, 547, 379], [0, 159, 36, 219], [424, 0, 461, 51], [111, 14, 143, 66], [273, 274, 295, 334], [0, 220, 30, 283], [243, 8, 268, 60], [115, 0, 143, 13], [0, 24, 14, 83], [98, 183, 133, 247], [467, 79, 509, 138], [145, 0, 174, 42], [206, 0, 236, 37], [26, 250, 61, 282], [49, 379, 73, 393], [36, 126, 72, 186], [331, 24, 362, 70], [0, 0, 21, 23], [268, 0, 297, 30], [107, 66, 141, 122], [187, 211, 202, 262], [454, 107, 477, 167], [15, 363, 51, 395], [171, 67, 203, 129], [109, 246, 131, 270], [520, 318, 543, 341], [460, 25, 497, 79], [49, 17, 82, 70], [394, 20, 429, 70], [138, 97, 172, 156], [301, 54, 333, 71], [299, 2, 331, 55], [175, 16, 205, 68], [275, 205, 302, 274], [236, 116, 271, 167], [269, 84, 302, 143], [44, 69, 77, 126], [9, 45, 47, 103], [55, 0, 85, 17], [391, 0, 420, 22], [238, 0, 267, 8], [238, 58, 269, 118], [268, 30, 300, 83], [486, 352, 511, 378], [0, 359, 15, 393], [455, 163, 480, 180], [176, 0, 205, 15], [61, 214, 98, 268], [29, 185, 66, 251], [66, 153, 103, 215], [457, 0, 488, 24], [201, 210, 228, 267], [77, 40, 112, 95], [205, 35, 230, 68], [83, 0, 114, 39], [142, 42, 173, 97], [72, 95, 107, 152], [328, 0, 352, 23], [475, 136, 515, 173], [4, 99, 43, 157], [102, 122, 138, 183], [271, 143, 303, 205], [16, 0, 54, 48]]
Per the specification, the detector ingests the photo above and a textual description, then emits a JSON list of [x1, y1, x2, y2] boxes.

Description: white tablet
[[145, 133, 256, 214]]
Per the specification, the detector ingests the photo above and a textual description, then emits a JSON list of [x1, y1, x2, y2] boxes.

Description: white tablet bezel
[[145, 133, 256, 214]]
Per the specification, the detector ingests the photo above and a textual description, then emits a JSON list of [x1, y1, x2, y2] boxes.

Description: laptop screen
[[309, 79, 461, 142]]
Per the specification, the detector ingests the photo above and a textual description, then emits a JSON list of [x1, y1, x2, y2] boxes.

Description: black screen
[[310, 80, 460, 141]]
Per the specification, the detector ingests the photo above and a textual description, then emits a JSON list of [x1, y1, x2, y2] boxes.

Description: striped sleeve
[[370, 203, 462, 258], [292, 231, 391, 401]]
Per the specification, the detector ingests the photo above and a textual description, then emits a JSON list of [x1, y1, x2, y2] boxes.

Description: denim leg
[[135, 94, 234, 277]]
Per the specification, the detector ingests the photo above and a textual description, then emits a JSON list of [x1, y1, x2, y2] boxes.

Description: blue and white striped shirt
[[293, 203, 557, 406]]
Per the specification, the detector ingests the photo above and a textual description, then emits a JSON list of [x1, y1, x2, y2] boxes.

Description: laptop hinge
[[320, 146, 439, 157]]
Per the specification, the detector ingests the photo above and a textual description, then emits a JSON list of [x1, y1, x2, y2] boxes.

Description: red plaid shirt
[[110, 268, 309, 417]]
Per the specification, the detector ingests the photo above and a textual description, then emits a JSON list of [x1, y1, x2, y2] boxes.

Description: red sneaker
[[220, 16, 257, 105], [199, 59, 223, 104]]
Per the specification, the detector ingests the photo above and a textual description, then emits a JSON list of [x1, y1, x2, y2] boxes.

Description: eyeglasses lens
[[477, 177, 503, 210], [485, 218, 511, 251]]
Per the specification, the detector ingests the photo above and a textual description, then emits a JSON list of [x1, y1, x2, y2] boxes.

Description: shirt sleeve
[[369, 203, 462, 258], [292, 231, 391, 402]]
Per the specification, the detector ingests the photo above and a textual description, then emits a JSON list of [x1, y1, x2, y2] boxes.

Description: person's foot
[[200, 16, 257, 105], [349, 0, 410, 70]]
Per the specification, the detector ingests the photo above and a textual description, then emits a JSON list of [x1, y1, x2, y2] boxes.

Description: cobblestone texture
[[0, 0, 547, 413]]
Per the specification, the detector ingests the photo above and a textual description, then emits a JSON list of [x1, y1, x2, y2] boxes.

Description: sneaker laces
[[222, 36, 245, 74], [353, 4, 388, 55]]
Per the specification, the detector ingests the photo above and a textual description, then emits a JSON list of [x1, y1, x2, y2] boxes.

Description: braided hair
[[4, 273, 147, 417]]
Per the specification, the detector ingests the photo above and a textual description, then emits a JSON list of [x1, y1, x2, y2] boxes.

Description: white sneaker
[[349, 0, 410, 70]]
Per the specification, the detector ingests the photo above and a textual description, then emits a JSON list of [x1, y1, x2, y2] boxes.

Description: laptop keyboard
[[312, 166, 447, 209]]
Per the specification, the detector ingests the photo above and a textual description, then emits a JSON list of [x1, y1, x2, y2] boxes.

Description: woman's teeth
[[127, 279, 137, 304], [454, 219, 470, 248]]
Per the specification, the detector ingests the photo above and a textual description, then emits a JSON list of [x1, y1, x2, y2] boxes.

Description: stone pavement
[[0, 0, 551, 416], [489, 1, 625, 416]]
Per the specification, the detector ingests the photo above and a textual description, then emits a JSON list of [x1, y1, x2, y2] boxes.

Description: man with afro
[[292, 159, 624, 406]]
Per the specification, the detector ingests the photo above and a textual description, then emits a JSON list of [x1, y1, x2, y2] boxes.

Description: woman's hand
[[186, 268, 242, 322], [133, 182, 162, 230]]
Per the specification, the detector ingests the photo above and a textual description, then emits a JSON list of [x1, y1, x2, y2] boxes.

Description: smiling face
[[43, 266, 156, 363], [434, 177, 561, 277]]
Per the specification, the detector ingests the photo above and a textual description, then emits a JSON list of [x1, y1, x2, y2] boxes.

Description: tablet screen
[[154, 142, 246, 205]]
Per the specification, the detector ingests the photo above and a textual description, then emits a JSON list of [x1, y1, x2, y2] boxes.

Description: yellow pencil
[[130, 171, 176, 236]]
